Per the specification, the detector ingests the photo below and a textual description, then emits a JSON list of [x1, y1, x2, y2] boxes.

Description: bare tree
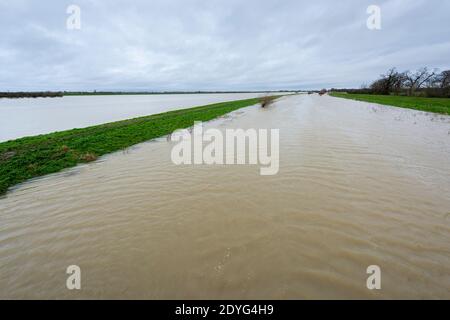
[[392, 71, 408, 94], [381, 68, 398, 94], [370, 78, 388, 94], [405, 67, 436, 96], [370, 68, 405, 95], [438, 70, 450, 88]]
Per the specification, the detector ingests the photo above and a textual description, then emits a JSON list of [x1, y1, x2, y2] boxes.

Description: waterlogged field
[[0, 93, 275, 142], [330, 92, 450, 115], [0, 94, 449, 299]]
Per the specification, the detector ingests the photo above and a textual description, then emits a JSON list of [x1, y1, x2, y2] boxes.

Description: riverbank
[[329, 92, 450, 115], [0, 97, 267, 195]]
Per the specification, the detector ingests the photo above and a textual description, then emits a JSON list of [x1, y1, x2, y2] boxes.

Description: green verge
[[329, 92, 450, 115], [0, 97, 264, 195]]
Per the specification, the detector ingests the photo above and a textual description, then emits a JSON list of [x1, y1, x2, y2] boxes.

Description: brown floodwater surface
[[0, 94, 449, 299]]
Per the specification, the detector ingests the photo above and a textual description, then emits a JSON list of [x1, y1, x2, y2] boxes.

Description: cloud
[[0, 0, 449, 90]]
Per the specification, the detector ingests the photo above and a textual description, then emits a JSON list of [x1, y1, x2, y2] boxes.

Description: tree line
[[0, 92, 63, 98], [332, 67, 450, 98]]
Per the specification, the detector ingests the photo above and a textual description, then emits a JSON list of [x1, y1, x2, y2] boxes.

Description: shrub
[[260, 96, 277, 108]]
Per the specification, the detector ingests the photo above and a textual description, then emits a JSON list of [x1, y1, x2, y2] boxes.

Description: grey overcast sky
[[0, 0, 449, 91]]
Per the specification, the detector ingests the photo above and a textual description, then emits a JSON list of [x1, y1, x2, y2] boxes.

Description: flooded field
[[0, 93, 274, 142], [0, 94, 449, 299]]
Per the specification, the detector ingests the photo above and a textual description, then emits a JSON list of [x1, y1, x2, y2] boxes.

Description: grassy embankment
[[329, 92, 450, 115], [0, 97, 267, 195]]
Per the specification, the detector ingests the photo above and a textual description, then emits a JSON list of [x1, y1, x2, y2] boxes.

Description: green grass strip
[[0, 97, 264, 195], [329, 92, 450, 115]]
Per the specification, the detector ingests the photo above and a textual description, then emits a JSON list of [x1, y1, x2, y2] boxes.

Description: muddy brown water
[[0, 94, 449, 299]]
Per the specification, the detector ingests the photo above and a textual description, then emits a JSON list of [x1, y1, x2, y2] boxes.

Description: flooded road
[[0, 93, 274, 142], [0, 94, 449, 299]]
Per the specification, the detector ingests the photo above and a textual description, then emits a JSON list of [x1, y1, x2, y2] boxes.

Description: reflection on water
[[0, 94, 449, 299]]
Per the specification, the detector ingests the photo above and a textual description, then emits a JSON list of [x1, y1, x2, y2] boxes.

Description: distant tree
[[370, 68, 406, 95], [433, 70, 450, 97], [370, 78, 387, 94], [404, 67, 436, 96], [392, 71, 408, 95], [356, 67, 450, 97], [438, 70, 450, 88]]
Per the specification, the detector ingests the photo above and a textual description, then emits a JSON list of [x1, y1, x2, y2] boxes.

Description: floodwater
[[0, 94, 449, 299], [0, 93, 274, 142]]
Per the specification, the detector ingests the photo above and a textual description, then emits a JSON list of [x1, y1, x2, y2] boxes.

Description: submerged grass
[[0, 97, 267, 195], [329, 92, 450, 115]]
